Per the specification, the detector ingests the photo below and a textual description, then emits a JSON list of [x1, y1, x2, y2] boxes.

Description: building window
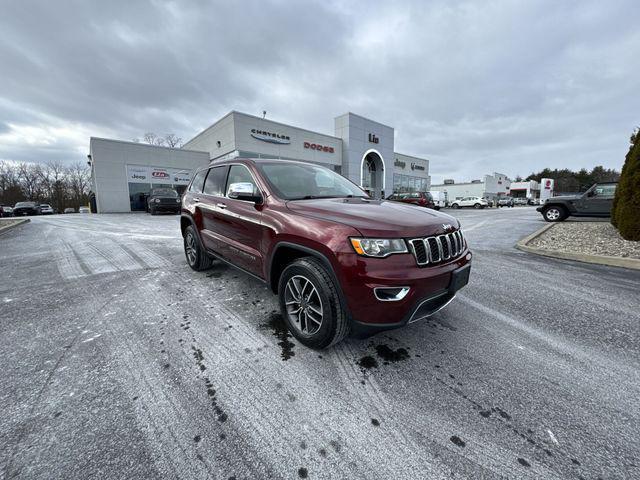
[[128, 183, 150, 211]]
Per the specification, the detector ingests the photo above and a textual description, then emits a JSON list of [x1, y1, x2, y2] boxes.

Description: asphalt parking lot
[[1, 207, 639, 479]]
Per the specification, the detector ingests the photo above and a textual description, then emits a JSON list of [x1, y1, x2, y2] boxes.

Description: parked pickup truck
[[181, 158, 472, 348], [537, 182, 617, 222]]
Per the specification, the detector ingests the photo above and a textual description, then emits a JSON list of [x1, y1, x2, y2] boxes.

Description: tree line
[[518, 165, 621, 193], [0, 161, 91, 212]]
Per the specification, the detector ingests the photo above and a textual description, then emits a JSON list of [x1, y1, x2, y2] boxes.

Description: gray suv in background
[[537, 182, 617, 222]]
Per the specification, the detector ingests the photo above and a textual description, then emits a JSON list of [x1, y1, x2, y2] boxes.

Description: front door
[[581, 184, 617, 215], [214, 164, 264, 277]]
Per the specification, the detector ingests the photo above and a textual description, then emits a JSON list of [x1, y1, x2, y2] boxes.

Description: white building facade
[[430, 172, 511, 204], [508, 180, 540, 200], [90, 111, 431, 213]]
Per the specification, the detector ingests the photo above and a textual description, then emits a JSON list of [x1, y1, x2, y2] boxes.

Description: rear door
[[214, 164, 264, 277]]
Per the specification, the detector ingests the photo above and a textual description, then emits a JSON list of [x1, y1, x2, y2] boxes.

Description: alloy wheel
[[546, 208, 560, 221], [284, 275, 323, 336], [185, 232, 197, 265]]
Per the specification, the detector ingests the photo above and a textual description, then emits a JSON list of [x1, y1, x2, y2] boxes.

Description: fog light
[[466, 253, 472, 261], [374, 287, 410, 301]]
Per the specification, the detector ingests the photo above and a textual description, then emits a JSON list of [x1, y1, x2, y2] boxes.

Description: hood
[[286, 197, 459, 237]]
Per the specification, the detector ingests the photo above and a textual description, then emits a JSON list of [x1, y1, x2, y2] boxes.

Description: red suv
[[181, 159, 471, 349], [387, 191, 437, 209]]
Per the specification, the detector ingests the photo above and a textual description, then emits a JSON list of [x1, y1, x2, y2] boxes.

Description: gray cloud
[[1, 0, 638, 182]]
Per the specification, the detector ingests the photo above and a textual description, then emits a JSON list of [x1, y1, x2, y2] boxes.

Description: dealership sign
[[304, 141, 334, 153], [127, 165, 192, 185], [250, 128, 291, 144], [411, 162, 425, 171]]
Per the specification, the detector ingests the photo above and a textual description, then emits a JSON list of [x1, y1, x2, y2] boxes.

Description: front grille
[[409, 230, 465, 266]]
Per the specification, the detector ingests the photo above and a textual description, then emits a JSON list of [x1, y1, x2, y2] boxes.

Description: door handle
[[216, 203, 227, 209], [192, 197, 200, 202]]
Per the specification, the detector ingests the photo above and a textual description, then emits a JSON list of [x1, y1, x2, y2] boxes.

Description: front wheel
[[474, 203, 482, 209], [278, 257, 349, 349], [183, 225, 213, 271], [542, 206, 566, 222], [452, 203, 460, 209]]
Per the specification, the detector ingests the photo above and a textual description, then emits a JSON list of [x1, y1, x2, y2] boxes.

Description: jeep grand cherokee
[[181, 158, 472, 349]]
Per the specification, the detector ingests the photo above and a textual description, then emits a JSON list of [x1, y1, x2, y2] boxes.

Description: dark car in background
[[147, 188, 182, 215], [0, 205, 13, 217], [13, 202, 40, 216], [386, 192, 438, 210], [537, 182, 618, 222]]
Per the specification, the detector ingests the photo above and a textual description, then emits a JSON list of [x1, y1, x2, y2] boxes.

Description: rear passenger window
[[203, 166, 228, 196], [189, 170, 208, 193]]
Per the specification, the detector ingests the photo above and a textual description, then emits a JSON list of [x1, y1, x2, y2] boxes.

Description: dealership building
[[89, 111, 431, 213]]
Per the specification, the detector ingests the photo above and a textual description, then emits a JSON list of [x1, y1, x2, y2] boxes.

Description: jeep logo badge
[[442, 223, 453, 231]]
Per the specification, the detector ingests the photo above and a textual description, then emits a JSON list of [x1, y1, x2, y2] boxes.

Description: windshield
[[15, 202, 36, 207], [151, 188, 178, 197], [257, 162, 368, 200]]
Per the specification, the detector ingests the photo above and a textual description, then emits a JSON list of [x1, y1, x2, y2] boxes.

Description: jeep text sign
[[126, 165, 150, 183]]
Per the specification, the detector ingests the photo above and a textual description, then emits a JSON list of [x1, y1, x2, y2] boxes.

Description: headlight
[[176, 198, 181, 203], [154, 198, 160, 203], [350, 238, 408, 257]]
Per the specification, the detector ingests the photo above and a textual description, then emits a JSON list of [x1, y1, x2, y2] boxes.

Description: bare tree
[[143, 132, 165, 146], [67, 162, 91, 207], [17, 163, 44, 200], [0, 161, 22, 205], [163, 133, 182, 148], [42, 161, 68, 212]]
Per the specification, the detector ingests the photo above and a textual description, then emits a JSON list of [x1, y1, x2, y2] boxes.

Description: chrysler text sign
[[251, 128, 291, 144]]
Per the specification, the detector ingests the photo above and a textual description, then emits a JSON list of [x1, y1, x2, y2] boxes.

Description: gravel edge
[[516, 223, 640, 271]]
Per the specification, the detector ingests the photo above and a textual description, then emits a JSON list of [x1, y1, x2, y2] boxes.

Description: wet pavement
[[1, 208, 639, 479]]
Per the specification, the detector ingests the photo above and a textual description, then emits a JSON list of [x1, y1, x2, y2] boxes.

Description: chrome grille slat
[[409, 230, 466, 267]]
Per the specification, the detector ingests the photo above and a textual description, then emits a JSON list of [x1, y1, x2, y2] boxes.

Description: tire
[[278, 257, 349, 349], [542, 206, 567, 222], [183, 225, 213, 271], [452, 203, 460, 209], [474, 203, 481, 209]]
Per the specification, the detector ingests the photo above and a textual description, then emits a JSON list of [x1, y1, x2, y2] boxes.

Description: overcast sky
[[1, 0, 638, 183]]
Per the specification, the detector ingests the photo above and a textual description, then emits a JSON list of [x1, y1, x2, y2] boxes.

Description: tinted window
[[257, 162, 367, 200], [189, 170, 208, 193], [203, 166, 228, 196], [226, 165, 259, 197], [594, 185, 616, 197], [151, 188, 178, 197]]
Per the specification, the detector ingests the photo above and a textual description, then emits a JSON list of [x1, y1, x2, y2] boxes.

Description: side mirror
[[228, 182, 262, 203]]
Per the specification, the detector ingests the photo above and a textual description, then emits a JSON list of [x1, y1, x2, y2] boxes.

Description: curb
[[0, 218, 30, 236], [516, 223, 640, 271]]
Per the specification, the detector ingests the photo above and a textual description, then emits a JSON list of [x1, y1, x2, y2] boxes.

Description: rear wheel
[[278, 257, 349, 349], [542, 206, 567, 222], [183, 225, 213, 271]]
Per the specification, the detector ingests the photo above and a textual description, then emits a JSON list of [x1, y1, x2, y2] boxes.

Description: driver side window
[[226, 165, 259, 197]]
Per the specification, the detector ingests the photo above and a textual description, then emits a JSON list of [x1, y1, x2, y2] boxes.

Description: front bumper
[[336, 250, 471, 337]]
